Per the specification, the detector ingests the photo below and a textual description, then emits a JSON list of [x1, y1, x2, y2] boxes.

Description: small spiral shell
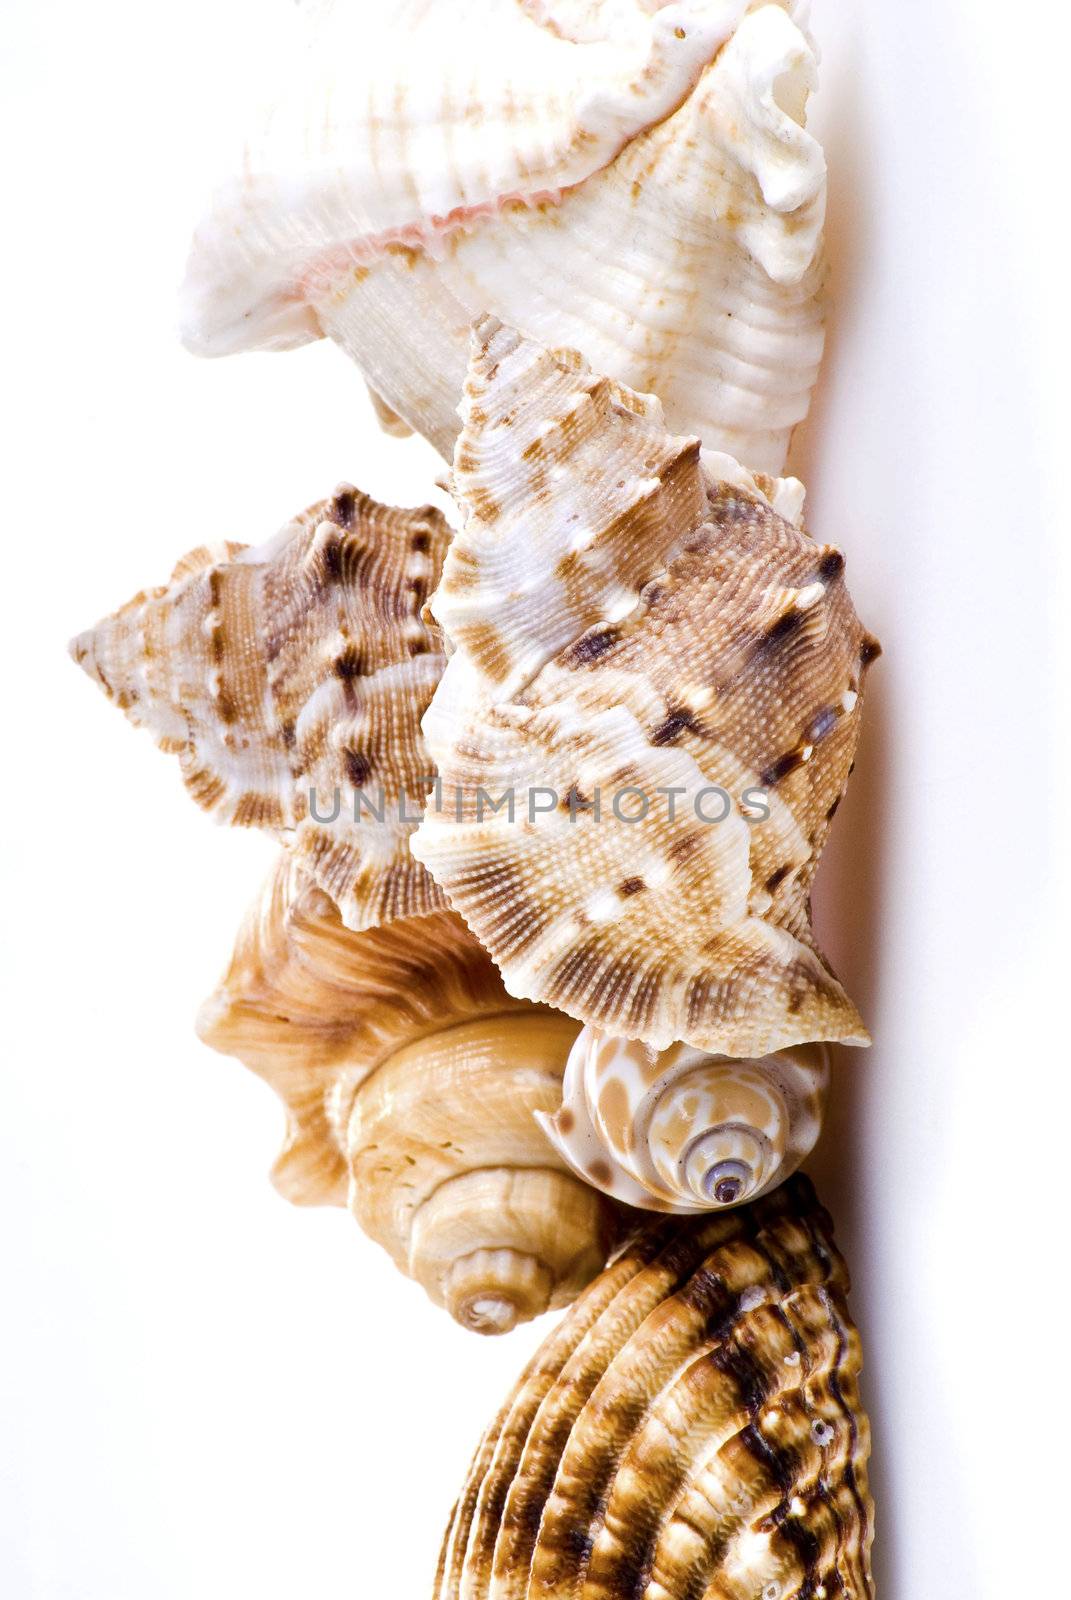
[[539, 1027, 829, 1213]]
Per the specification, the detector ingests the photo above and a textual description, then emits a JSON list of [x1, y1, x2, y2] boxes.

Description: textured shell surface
[[70, 486, 450, 932], [412, 321, 879, 1058], [199, 857, 624, 1331], [180, 0, 826, 473], [539, 1027, 829, 1213], [436, 1173, 874, 1599]]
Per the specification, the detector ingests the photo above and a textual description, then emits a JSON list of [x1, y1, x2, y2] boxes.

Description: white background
[[2, 2, 1069, 1595]]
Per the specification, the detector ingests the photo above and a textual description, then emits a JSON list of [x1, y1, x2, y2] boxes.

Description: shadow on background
[[789, 54, 900, 1596]]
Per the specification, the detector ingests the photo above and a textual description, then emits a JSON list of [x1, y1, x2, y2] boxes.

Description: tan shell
[[70, 486, 450, 930], [436, 1173, 874, 1598], [412, 321, 880, 1057], [198, 857, 623, 1332], [539, 1028, 829, 1213]]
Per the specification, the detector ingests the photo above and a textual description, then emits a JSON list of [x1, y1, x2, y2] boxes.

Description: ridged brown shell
[[71, 485, 450, 930], [413, 321, 879, 1057], [436, 1173, 874, 1598]]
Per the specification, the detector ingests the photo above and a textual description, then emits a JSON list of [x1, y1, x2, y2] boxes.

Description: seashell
[[412, 320, 880, 1057], [198, 856, 623, 1333], [539, 1027, 829, 1212], [180, 0, 826, 474], [436, 1172, 874, 1599], [70, 485, 451, 931]]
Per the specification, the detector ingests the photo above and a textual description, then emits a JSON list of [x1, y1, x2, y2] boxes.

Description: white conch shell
[[199, 857, 623, 1332], [538, 1027, 829, 1212], [70, 486, 450, 931], [412, 321, 880, 1057], [181, 0, 826, 473]]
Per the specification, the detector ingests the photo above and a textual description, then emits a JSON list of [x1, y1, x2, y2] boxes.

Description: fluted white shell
[[538, 1027, 829, 1213], [181, 0, 826, 473]]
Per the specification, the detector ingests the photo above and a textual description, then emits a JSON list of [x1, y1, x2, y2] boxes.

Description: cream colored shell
[[412, 321, 880, 1057], [198, 858, 622, 1332], [180, 0, 826, 473], [436, 1173, 874, 1598], [349, 1012, 616, 1333], [540, 1028, 829, 1212], [70, 486, 450, 931]]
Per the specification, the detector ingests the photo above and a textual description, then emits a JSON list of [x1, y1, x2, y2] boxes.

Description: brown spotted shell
[[412, 320, 879, 1057], [70, 485, 450, 930], [436, 1172, 874, 1598], [198, 857, 624, 1332]]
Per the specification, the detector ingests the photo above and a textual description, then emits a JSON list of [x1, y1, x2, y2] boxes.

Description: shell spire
[[70, 486, 451, 931], [199, 858, 624, 1332], [412, 321, 879, 1058], [436, 1173, 874, 1598], [180, 0, 826, 473]]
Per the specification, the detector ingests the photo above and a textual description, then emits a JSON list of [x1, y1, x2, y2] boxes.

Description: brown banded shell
[[413, 320, 879, 1057], [70, 486, 450, 930], [198, 857, 623, 1332], [436, 1173, 874, 1599]]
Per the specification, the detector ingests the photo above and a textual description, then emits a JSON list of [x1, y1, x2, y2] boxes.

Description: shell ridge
[[523, 1204, 844, 1591], [438, 1178, 874, 1599]]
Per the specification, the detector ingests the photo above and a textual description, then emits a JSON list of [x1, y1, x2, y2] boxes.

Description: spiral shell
[[412, 320, 879, 1057], [198, 857, 623, 1331], [539, 1028, 829, 1212], [180, 0, 826, 473], [436, 1173, 874, 1598], [70, 485, 450, 930]]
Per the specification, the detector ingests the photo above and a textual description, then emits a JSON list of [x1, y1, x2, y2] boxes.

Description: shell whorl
[[412, 320, 879, 1058], [198, 857, 623, 1330], [436, 1173, 874, 1599], [539, 1028, 829, 1213], [70, 485, 451, 931], [348, 1012, 617, 1333]]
